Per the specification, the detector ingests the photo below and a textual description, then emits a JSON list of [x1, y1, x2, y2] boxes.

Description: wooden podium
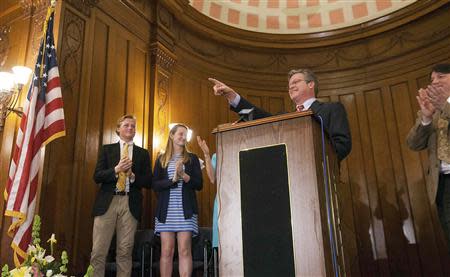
[[213, 111, 343, 277]]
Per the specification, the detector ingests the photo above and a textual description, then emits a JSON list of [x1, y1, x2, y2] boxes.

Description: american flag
[[4, 8, 65, 266]]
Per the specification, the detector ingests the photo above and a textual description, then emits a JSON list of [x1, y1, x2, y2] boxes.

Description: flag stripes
[[4, 7, 65, 266]]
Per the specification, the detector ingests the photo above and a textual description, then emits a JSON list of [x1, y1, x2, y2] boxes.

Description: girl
[[153, 124, 203, 277]]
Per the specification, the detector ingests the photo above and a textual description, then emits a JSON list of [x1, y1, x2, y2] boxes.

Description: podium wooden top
[[212, 110, 313, 134]]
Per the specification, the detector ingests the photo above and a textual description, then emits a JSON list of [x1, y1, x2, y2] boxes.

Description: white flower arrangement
[[1, 215, 93, 277]]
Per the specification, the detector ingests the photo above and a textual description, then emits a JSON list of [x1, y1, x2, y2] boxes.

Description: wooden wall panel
[[381, 86, 422, 275], [357, 91, 391, 275], [71, 14, 109, 270], [268, 96, 288, 115], [392, 80, 442, 275], [337, 94, 360, 276], [246, 95, 262, 111], [368, 88, 414, 274], [341, 92, 378, 276]]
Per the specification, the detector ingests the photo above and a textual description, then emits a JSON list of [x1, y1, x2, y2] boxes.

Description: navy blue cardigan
[[152, 153, 203, 223]]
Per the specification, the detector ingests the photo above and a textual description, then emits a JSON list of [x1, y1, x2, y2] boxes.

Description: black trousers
[[436, 174, 450, 251]]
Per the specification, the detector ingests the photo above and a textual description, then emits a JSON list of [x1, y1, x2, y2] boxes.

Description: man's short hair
[[432, 63, 450, 74], [115, 114, 136, 135], [288, 68, 319, 95]]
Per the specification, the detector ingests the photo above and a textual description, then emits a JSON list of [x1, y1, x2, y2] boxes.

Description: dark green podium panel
[[239, 144, 295, 277]]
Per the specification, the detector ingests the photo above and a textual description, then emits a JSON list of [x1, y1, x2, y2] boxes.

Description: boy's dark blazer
[[92, 142, 152, 221]]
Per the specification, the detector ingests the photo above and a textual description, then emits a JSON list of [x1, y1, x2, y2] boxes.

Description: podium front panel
[[216, 115, 328, 276]]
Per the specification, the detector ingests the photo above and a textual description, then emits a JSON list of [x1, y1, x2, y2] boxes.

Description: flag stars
[[46, 43, 50, 48]]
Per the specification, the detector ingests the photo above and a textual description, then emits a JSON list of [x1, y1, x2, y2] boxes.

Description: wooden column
[[150, 44, 176, 160]]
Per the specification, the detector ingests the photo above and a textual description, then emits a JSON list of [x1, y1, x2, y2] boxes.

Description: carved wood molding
[[65, 0, 100, 17], [150, 43, 175, 148], [59, 9, 85, 100], [27, 8, 48, 64], [154, 71, 169, 146], [0, 26, 11, 67], [153, 3, 176, 51], [157, 4, 173, 33], [19, 0, 49, 17], [151, 43, 176, 73], [120, 0, 153, 22]]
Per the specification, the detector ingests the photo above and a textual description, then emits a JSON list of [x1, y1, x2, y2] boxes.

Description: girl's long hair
[[159, 124, 191, 168]]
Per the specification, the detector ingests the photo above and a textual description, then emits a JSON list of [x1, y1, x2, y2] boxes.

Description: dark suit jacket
[[152, 153, 203, 223], [232, 97, 352, 161], [92, 142, 152, 221]]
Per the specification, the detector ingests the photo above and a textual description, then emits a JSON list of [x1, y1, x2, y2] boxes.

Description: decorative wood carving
[[153, 4, 175, 51], [158, 4, 173, 31], [155, 72, 169, 141], [19, 0, 49, 17], [28, 8, 48, 64], [151, 45, 176, 73], [59, 9, 85, 96], [151, 44, 175, 156], [65, 0, 100, 17], [0, 25, 11, 67]]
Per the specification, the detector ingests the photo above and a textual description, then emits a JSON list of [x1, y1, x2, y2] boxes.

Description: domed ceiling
[[189, 0, 418, 34]]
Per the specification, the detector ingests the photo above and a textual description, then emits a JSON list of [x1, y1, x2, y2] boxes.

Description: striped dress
[[155, 154, 199, 236]]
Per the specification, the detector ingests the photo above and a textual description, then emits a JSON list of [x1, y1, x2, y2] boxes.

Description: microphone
[[234, 107, 255, 124]]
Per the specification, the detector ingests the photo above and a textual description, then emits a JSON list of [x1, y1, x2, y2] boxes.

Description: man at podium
[[209, 68, 352, 161]]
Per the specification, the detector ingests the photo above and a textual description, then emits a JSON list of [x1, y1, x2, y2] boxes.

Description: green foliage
[[84, 265, 94, 277], [31, 215, 41, 246], [1, 265, 11, 277], [3, 215, 94, 277]]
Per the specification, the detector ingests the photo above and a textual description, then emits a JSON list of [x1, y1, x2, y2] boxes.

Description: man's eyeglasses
[[288, 79, 310, 90]]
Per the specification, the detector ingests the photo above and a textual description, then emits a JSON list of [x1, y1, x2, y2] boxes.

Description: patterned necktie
[[437, 116, 450, 164], [116, 143, 129, 192], [296, 105, 304, 112]]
